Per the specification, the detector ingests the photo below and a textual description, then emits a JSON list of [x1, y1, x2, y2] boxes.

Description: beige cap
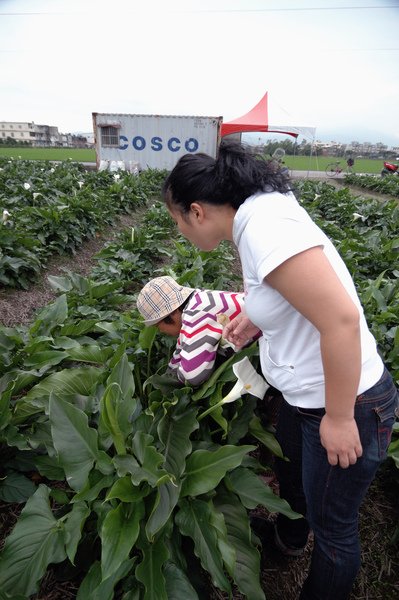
[[137, 276, 194, 326]]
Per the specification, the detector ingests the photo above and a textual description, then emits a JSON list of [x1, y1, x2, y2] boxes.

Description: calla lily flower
[[2, 209, 11, 223], [77, 181, 84, 188], [23, 182, 31, 190], [352, 212, 367, 222], [113, 173, 120, 181], [198, 357, 269, 420]]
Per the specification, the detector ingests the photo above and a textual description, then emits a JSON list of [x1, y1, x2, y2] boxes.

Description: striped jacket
[[168, 289, 246, 387]]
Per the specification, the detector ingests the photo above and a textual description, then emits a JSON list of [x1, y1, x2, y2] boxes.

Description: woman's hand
[[223, 314, 261, 349], [319, 413, 363, 468]]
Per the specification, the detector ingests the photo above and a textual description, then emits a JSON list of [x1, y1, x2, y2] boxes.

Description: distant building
[[0, 121, 36, 144], [0, 121, 94, 148], [314, 139, 394, 157], [34, 124, 61, 147]]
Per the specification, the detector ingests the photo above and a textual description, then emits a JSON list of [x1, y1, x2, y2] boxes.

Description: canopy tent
[[221, 92, 316, 140]]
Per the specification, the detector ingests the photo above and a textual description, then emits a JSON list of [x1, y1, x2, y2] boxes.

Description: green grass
[[283, 155, 383, 174], [0, 147, 96, 162], [0, 146, 385, 174]]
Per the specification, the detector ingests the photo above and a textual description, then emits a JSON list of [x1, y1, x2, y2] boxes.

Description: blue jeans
[[274, 367, 398, 600]]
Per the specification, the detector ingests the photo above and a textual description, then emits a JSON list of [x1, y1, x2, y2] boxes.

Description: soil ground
[[1, 184, 398, 599], [0, 213, 140, 328]]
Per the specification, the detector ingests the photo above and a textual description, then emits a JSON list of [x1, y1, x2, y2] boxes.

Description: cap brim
[[143, 316, 164, 326], [138, 284, 194, 326]]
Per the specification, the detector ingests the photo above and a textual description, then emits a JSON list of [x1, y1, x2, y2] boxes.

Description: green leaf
[[139, 325, 157, 350], [214, 487, 265, 600], [34, 455, 65, 480], [100, 383, 128, 455], [49, 394, 105, 491], [130, 431, 169, 486], [47, 274, 73, 292], [63, 501, 90, 564], [67, 344, 114, 364], [29, 294, 68, 336], [52, 336, 81, 350], [136, 536, 169, 600], [0, 471, 36, 502], [146, 480, 181, 541], [0, 381, 13, 430], [77, 558, 135, 600], [23, 366, 103, 402], [227, 467, 302, 518], [105, 354, 136, 441], [227, 396, 257, 445], [0, 485, 66, 596], [72, 474, 115, 503], [101, 500, 144, 579], [24, 350, 69, 369], [181, 445, 255, 497], [76, 561, 102, 600], [61, 319, 100, 336], [0, 590, 26, 600], [176, 498, 231, 593], [0, 369, 41, 396], [107, 353, 135, 404], [163, 560, 199, 600], [105, 475, 148, 503], [157, 396, 199, 477], [249, 415, 285, 458], [208, 503, 236, 577]]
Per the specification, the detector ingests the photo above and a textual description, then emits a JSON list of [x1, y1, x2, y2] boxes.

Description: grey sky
[[1, 0, 398, 146]]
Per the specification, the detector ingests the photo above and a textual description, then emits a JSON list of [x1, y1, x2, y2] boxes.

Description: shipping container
[[92, 113, 222, 172]]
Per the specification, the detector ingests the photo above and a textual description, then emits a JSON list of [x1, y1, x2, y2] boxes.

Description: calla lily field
[[0, 159, 398, 599]]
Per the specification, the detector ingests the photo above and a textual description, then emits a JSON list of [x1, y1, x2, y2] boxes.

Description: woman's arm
[[265, 246, 363, 468]]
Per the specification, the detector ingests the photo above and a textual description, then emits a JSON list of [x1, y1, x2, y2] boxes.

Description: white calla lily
[[2, 209, 11, 223], [23, 182, 31, 190], [77, 181, 84, 188], [198, 357, 269, 421], [352, 212, 367, 222]]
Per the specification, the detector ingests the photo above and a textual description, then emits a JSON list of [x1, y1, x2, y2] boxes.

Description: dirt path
[[1, 181, 396, 329], [1, 192, 398, 599], [328, 178, 398, 203], [0, 213, 140, 327]]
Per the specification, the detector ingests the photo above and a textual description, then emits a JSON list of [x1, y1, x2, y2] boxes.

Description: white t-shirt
[[233, 191, 383, 408]]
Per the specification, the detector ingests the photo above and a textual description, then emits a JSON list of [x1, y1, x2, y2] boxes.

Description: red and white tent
[[221, 92, 316, 140]]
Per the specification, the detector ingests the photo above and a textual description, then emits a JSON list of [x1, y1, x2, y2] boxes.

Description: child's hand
[[223, 314, 260, 349]]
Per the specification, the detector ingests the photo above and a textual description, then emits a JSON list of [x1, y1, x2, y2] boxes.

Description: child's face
[[156, 310, 182, 337]]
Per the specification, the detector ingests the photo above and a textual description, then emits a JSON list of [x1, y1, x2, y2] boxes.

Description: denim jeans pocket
[[297, 406, 325, 422], [374, 394, 398, 459], [357, 368, 399, 460]]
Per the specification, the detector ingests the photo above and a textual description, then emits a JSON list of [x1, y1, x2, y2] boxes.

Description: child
[[137, 275, 253, 386]]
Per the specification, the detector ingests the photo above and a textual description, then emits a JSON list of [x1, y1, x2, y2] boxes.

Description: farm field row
[[0, 146, 388, 174], [0, 161, 398, 599]]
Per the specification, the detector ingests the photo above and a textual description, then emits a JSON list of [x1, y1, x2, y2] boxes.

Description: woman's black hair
[[162, 138, 292, 213]]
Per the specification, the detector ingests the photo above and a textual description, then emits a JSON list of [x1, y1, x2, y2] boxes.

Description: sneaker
[[250, 515, 305, 558], [273, 523, 305, 557]]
